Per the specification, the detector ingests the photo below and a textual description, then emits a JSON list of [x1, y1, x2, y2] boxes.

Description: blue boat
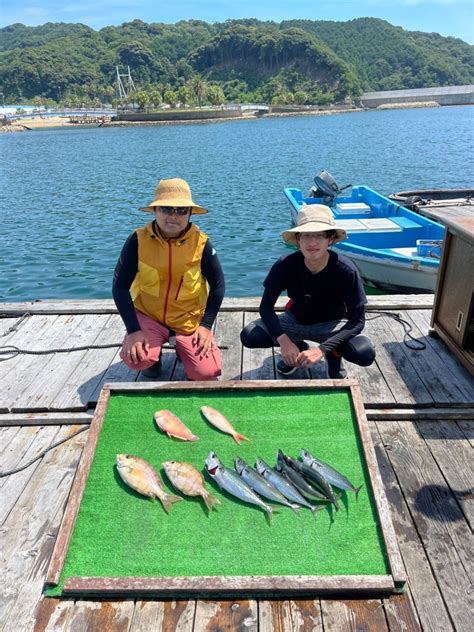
[[284, 171, 445, 293]]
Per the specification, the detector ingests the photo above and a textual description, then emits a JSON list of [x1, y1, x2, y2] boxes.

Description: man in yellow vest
[[113, 178, 225, 380]]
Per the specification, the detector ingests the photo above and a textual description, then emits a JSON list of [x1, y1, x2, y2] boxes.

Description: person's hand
[[296, 346, 324, 368], [122, 330, 150, 364], [192, 326, 214, 358], [277, 334, 300, 367]]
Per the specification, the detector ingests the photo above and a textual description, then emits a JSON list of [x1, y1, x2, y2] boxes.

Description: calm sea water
[[1, 106, 473, 300]]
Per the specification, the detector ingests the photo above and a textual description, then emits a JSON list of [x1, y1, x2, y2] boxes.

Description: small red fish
[[200, 406, 250, 444], [154, 410, 199, 442]]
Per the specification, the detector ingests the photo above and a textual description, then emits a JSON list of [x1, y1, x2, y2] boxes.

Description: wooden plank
[[193, 600, 258, 631], [407, 309, 474, 400], [0, 314, 60, 411], [457, 420, 474, 446], [259, 599, 323, 631], [32, 598, 74, 632], [350, 385, 406, 587], [0, 316, 28, 337], [369, 421, 451, 631], [397, 310, 472, 405], [3, 313, 86, 412], [0, 425, 60, 525], [48, 314, 122, 410], [64, 575, 395, 596], [0, 425, 87, 630], [129, 600, 196, 631], [377, 420, 474, 631], [87, 345, 137, 404], [13, 314, 111, 412], [45, 389, 109, 586], [0, 426, 43, 487], [366, 407, 474, 421], [320, 599, 388, 630], [365, 313, 433, 406], [337, 318, 395, 405], [382, 593, 422, 632], [416, 420, 474, 528], [214, 310, 244, 380], [0, 294, 434, 316], [241, 312, 278, 380], [0, 411, 93, 427], [58, 601, 134, 631]]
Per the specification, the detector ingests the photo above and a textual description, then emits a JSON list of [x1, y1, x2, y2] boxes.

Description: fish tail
[[355, 484, 364, 501], [233, 432, 251, 445], [161, 493, 182, 514], [203, 491, 221, 513], [290, 503, 301, 514], [265, 505, 274, 523]]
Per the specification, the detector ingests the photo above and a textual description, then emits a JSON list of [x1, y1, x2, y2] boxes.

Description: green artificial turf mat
[[46, 388, 390, 596]]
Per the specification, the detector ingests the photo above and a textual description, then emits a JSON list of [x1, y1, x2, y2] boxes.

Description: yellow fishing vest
[[131, 221, 209, 334]]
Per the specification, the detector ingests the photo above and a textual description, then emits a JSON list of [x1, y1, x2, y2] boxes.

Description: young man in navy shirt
[[240, 205, 375, 377]]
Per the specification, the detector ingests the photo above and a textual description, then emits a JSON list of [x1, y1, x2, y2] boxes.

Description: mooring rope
[[0, 426, 89, 478], [366, 310, 426, 350]]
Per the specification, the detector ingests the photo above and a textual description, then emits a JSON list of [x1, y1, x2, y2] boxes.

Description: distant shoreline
[[0, 101, 455, 133]]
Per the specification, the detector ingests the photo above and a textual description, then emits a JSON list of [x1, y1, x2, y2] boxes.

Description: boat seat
[[335, 218, 402, 233], [390, 216, 422, 229], [389, 247, 419, 257], [335, 202, 372, 215]]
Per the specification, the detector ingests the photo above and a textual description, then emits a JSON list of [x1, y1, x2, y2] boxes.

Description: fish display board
[[45, 380, 405, 597]]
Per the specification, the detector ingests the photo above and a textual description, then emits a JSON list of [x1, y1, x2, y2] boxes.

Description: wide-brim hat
[[282, 204, 347, 246], [140, 177, 208, 214]]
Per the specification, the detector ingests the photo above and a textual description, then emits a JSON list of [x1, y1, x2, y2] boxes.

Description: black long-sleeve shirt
[[259, 250, 367, 353], [112, 227, 225, 335]]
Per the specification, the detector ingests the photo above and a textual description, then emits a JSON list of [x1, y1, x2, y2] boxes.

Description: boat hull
[[334, 247, 438, 293]]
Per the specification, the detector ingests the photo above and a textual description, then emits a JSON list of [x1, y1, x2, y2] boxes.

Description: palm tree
[[189, 74, 207, 108]]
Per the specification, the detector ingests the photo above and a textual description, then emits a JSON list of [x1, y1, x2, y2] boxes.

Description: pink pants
[[120, 311, 221, 381]]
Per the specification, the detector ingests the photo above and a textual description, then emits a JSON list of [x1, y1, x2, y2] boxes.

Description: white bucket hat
[[282, 204, 347, 246]]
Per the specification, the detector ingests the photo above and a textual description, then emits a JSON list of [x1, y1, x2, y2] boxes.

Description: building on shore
[[361, 85, 474, 108]]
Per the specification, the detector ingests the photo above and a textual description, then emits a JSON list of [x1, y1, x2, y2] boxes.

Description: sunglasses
[[158, 206, 192, 216]]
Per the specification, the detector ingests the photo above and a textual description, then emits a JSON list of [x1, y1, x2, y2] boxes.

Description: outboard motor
[[308, 170, 352, 205]]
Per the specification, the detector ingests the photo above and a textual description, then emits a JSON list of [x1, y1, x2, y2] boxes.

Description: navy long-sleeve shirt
[[259, 250, 367, 353]]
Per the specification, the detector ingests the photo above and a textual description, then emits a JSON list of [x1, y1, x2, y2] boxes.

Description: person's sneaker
[[276, 341, 309, 376], [141, 358, 162, 378], [276, 359, 298, 376], [326, 353, 348, 379]]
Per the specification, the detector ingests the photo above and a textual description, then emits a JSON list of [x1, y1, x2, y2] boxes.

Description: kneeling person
[[240, 204, 375, 378], [113, 178, 225, 380]]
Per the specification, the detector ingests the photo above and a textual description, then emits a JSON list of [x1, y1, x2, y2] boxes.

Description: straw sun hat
[[282, 204, 347, 246], [140, 178, 208, 214]]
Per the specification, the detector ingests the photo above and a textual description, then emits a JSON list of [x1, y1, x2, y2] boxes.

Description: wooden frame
[[45, 379, 406, 597]]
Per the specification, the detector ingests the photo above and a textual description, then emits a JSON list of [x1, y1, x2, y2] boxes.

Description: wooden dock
[[1, 296, 473, 631]]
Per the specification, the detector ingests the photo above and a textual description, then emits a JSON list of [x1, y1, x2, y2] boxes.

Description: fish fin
[[203, 492, 221, 513], [355, 484, 364, 501], [161, 493, 183, 514], [310, 505, 325, 520], [233, 432, 251, 445]]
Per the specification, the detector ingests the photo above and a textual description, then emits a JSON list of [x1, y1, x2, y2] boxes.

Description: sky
[[1, 0, 473, 44]]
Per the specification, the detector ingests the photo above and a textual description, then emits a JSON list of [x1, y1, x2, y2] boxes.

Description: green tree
[[134, 90, 149, 110], [207, 84, 225, 105], [163, 89, 177, 107], [189, 74, 207, 107]]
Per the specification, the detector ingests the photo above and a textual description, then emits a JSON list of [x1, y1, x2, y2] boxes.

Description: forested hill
[[1, 17, 472, 105]]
